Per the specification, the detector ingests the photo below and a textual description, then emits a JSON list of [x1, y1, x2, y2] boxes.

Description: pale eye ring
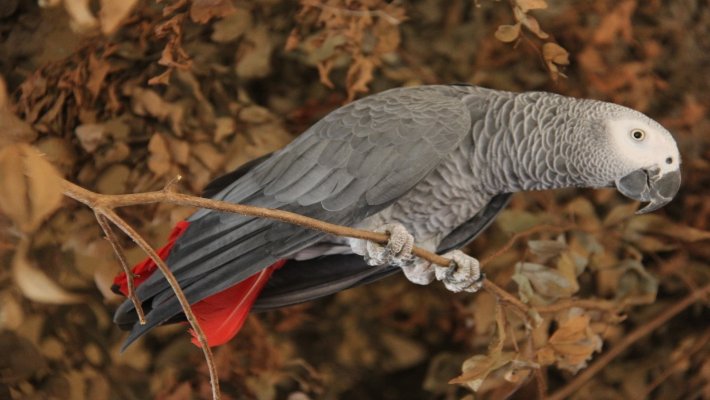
[[630, 129, 646, 141]]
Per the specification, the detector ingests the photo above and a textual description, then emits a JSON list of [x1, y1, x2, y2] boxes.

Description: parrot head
[[605, 115, 681, 213]]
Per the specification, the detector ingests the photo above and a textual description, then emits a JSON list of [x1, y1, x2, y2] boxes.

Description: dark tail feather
[[111, 221, 191, 297], [112, 220, 288, 347]]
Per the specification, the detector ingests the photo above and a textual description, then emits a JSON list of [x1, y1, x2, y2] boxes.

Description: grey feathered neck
[[459, 88, 625, 194]]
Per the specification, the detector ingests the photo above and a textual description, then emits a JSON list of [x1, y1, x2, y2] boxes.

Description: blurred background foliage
[[0, 0, 709, 399]]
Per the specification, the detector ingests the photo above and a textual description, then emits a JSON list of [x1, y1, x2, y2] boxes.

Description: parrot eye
[[630, 129, 646, 141]]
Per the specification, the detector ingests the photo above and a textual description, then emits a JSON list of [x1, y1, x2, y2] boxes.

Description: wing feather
[[120, 85, 481, 340]]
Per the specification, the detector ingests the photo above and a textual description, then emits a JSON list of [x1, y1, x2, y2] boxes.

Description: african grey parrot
[[112, 84, 681, 348]]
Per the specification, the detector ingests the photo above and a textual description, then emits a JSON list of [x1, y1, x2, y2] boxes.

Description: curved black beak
[[615, 167, 681, 214]]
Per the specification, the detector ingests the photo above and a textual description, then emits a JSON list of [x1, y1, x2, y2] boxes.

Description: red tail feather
[[189, 259, 286, 347], [112, 221, 284, 347], [112, 221, 191, 296]]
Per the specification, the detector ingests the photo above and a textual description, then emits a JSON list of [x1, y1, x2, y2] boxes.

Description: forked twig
[[61, 177, 538, 399], [95, 212, 146, 324]]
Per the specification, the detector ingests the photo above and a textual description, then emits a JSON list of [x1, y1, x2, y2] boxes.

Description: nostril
[[666, 157, 673, 164]]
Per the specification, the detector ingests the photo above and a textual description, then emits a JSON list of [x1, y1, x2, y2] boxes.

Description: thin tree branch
[[98, 208, 221, 400], [60, 177, 543, 399], [547, 283, 710, 400], [95, 212, 146, 325]]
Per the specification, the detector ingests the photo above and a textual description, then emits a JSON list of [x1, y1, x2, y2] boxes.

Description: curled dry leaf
[[13, 239, 83, 305], [63, 0, 99, 32], [190, 0, 237, 24], [528, 238, 567, 260], [515, 0, 548, 13], [513, 261, 579, 304], [450, 352, 516, 391], [99, 0, 139, 35], [494, 24, 521, 43], [211, 7, 252, 43], [148, 133, 172, 176], [542, 42, 570, 81], [236, 26, 275, 79], [0, 77, 37, 147], [521, 15, 549, 39], [0, 143, 64, 233], [75, 123, 108, 153], [543, 42, 570, 65], [539, 312, 603, 373]]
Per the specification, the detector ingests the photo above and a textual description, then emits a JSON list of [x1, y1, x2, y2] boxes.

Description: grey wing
[[253, 193, 513, 310], [116, 86, 476, 346]]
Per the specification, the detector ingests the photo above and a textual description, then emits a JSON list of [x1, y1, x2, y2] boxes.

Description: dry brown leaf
[[543, 42, 570, 65], [513, 262, 577, 304], [75, 123, 108, 153], [190, 0, 237, 24], [0, 292, 24, 331], [521, 15, 549, 39], [95, 164, 130, 195], [213, 117, 235, 143], [450, 352, 516, 391], [345, 56, 376, 101], [528, 239, 567, 260], [86, 54, 112, 99], [515, 0, 548, 13], [191, 142, 224, 172], [613, 259, 658, 304], [164, 135, 190, 165], [148, 133, 172, 176], [494, 24, 521, 43], [0, 75, 7, 109], [99, 0, 138, 34], [239, 105, 273, 124], [211, 7, 251, 42], [0, 77, 37, 147], [63, 0, 99, 32], [592, 0, 637, 45], [13, 239, 83, 305], [545, 313, 602, 373], [235, 26, 274, 79], [0, 144, 64, 233]]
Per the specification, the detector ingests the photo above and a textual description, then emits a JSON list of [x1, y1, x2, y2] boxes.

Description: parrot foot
[[364, 223, 415, 267], [435, 250, 484, 293]]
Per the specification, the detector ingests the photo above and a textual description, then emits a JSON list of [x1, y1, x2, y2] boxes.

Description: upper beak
[[615, 167, 681, 214]]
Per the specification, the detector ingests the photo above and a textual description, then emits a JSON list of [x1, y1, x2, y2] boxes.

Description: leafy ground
[[1, 0, 710, 399]]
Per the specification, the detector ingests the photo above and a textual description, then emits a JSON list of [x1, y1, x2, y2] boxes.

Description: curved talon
[[435, 250, 483, 293]]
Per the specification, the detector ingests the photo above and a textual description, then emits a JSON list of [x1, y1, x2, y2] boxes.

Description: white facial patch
[[606, 118, 680, 175]]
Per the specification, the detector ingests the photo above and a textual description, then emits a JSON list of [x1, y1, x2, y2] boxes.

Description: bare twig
[[62, 182, 221, 400], [95, 212, 146, 325], [547, 283, 710, 400], [60, 177, 541, 399]]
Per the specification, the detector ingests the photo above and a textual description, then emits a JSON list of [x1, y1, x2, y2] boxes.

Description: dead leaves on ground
[[287, 0, 406, 101]]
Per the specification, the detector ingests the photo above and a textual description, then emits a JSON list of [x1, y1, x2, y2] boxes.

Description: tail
[[112, 221, 284, 347]]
